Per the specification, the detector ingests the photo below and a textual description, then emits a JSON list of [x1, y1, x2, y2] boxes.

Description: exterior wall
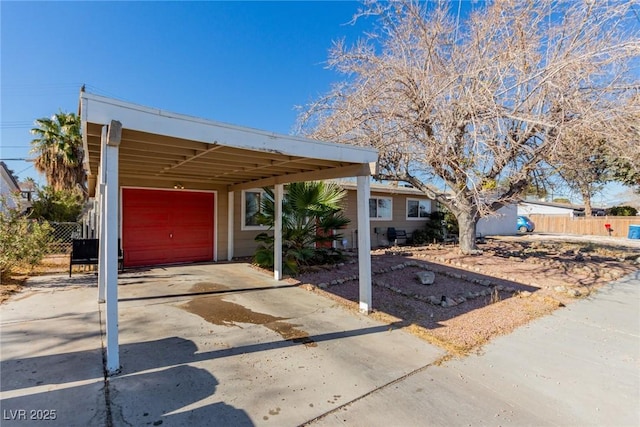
[[476, 205, 518, 236], [116, 179, 436, 261], [231, 186, 435, 256], [341, 189, 433, 249], [0, 163, 21, 212], [518, 202, 575, 216], [232, 189, 265, 258]]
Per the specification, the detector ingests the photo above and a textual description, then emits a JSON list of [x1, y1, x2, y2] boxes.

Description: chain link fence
[[49, 222, 82, 254]]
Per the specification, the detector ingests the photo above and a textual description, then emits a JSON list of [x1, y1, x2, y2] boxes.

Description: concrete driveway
[[1, 263, 638, 426]]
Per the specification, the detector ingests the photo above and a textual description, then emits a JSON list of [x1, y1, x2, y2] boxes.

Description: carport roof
[[79, 92, 378, 196]]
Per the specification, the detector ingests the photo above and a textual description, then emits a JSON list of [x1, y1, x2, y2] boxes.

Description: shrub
[[412, 212, 446, 244], [606, 205, 638, 216], [29, 186, 84, 222], [411, 211, 459, 245], [253, 181, 350, 275], [0, 197, 53, 279]]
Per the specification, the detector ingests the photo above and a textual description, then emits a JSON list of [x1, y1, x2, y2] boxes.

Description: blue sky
[[1, 1, 635, 207], [1, 1, 373, 184]]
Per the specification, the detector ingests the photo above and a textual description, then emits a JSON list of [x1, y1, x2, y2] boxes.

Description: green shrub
[[412, 212, 446, 244], [29, 186, 84, 222], [253, 181, 350, 275], [606, 205, 638, 216], [411, 211, 459, 245], [0, 197, 53, 279]]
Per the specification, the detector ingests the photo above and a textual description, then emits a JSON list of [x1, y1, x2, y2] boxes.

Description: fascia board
[[80, 92, 378, 164]]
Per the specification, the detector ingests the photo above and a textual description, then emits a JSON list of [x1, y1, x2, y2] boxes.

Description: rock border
[[310, 252, 597, 308]]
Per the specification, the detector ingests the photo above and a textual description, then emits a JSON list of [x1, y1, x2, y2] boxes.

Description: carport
[[79, 90, 378, 374]]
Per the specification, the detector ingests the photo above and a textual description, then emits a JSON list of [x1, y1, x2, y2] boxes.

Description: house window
[[369, 197, 392, 220], [407, 198, 431, 219], [242, 190, 267, 230]]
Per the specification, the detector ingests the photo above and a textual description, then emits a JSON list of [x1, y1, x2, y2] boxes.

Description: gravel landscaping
[[290, 236, 639, 354]]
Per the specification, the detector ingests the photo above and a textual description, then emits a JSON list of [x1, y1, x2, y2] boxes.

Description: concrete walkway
[[0, 276, 107, 426], [311, 270, 640, 427], [1, 265, 638, 426]]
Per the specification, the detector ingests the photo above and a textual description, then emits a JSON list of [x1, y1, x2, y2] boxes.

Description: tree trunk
[[581, 188, 593, 217], [456, 210, 480, 255]]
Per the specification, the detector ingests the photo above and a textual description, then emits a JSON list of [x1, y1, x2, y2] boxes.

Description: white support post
[[227, 191, 234, 261], [104, 120, 122, 375], [357, 175, 372, 314], [97, 126, 108, 303], [274, 184, 283, 280]]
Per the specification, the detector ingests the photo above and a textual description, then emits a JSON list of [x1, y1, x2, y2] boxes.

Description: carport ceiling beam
[[159, 143, 224, 174], [229, 162, 375, 191], [209, 159, 312, 181], [122, 173, 240, 184]]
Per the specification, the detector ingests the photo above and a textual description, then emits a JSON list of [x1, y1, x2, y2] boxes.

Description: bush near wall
[[0, 198, 53, 279]]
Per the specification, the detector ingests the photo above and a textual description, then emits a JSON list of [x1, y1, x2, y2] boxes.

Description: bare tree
[[298, 0, 640, 254], [607, 93, 640, 191], [551, 133, 610, 216]]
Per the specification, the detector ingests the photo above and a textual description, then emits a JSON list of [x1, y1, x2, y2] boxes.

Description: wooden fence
[[528, 215, 640, 238]]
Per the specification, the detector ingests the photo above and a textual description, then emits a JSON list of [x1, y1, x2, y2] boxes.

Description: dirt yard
[[0, 254, 73, 304], [291, 235, 639, 355], [3, 236, 638, 353]]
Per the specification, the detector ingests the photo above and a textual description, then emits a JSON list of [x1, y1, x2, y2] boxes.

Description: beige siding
[[341, 189, 433, 249], [117, 179, 438, 260], [233, 190, 268, 258], [118, 182, 438, 261]]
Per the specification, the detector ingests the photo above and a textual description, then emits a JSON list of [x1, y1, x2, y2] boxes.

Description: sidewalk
[[310, 270, 640, 426], [0, 282, 107, 426]]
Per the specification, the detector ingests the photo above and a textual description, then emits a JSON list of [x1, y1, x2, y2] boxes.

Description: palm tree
[[253, 181, 350, 275], [30, 112, 86, 194]]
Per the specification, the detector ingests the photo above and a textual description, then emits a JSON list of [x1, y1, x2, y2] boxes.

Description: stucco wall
[[518, 202, 575, 216], [231, 187, 435, 256], [476, 205, 518, 236], [341, 189, 433, 249]]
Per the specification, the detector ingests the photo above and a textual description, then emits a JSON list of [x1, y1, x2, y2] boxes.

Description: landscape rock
[[441, 297, 457, 308], [415, 271, 436, 285]]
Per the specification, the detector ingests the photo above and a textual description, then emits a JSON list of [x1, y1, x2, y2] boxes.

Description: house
[[78, 91, 378, 373], [476, 204, 518, 236], [518, 200, 600, 217], [338, 181, 435, 248], [0, 161, 31, 213], [227, 180, 437, 251]]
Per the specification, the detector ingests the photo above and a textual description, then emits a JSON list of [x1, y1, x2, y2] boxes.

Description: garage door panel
[[126, 211, 169, 228], [123, 189, 214, 267]]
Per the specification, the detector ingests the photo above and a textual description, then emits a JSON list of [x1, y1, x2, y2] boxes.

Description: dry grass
[[1, 254, 71, 303]]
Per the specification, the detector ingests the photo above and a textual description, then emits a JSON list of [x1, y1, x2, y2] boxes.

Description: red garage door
[[122, 189, 214, 267]]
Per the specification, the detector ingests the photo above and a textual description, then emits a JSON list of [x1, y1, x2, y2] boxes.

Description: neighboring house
[[518, 200, 589, 217], [476, 204, 518, 236], [0, 161, 31, 213]]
